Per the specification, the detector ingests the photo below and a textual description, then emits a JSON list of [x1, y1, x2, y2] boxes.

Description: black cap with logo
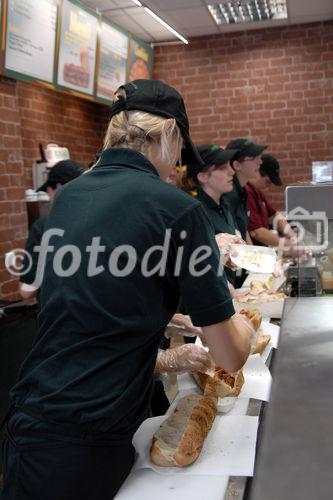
[[109, 79, 203, 165], [226, 138, 267, 161], [37, 160, 85, 192], [185, 144, 239, 177], [260, 154, 282, 186]]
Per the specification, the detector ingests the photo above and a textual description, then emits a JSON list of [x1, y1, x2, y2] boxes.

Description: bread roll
[[193, 367, 244, 398], [238, 308, 262, 331], [253, 334, 271, 354], [150, 392, 217, 467]]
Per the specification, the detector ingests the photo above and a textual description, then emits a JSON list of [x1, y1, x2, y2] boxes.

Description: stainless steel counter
[[249, 297, 333, 500]]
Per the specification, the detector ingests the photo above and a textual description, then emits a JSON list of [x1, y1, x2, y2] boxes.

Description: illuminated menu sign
[[57, 0, 98, 95]]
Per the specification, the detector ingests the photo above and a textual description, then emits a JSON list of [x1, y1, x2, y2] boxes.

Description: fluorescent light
[[144, 7, 188, 44], [131, 0, 188, 44], [208, 1, 288, 25]]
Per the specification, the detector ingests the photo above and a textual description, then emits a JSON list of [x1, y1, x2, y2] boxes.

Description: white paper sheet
[[259, 321, 280, 363], [132, 414, 258, 477], [233, 354, 272, 403], [116, 469, 229, 500]]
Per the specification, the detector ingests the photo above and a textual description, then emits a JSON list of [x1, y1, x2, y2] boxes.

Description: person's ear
[[231, 160, 241, 173], [197, 171, 208, 185]]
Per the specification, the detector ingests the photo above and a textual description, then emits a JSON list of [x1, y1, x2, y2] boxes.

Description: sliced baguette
[[193, 367, 244, 398], [150, 393, 217, 467]]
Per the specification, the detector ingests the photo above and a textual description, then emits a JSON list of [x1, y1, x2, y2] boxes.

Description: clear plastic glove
[[155, 344, 213, 374], [227, 281, 238, 299], [169, 313, 203, 336], [215, 233, 247, 269], [231, 313, 258, 354]]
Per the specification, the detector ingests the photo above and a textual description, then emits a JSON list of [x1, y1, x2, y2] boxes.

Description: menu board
[[128, 36, 153, 82], [57, 0, 98, 95], [96, 21, 128, 101], [4, 0, 57, 83]]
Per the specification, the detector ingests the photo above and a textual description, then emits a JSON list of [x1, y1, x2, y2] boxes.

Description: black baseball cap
[[109, 79, 203, 165], [37, 160, 85, 191], [226, 138, 267, 161], [260, 154, 282, 186], [186, 144, 239, 177]]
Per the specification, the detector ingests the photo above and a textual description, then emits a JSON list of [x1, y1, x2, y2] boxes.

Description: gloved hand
[[155, 344, 213, 374], [215, 233, 247, 269], [168, 313, 203, 336], [231, 313, 258, 354]]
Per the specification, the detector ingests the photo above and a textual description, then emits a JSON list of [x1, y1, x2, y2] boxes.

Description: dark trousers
[[1, 411, 135, 500]]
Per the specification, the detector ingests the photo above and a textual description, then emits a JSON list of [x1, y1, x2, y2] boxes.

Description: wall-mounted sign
[[128, 36, 153, 82], [57, 0, 98, 95], [96, 21, 128, 101], [4, 0, 57, 83]]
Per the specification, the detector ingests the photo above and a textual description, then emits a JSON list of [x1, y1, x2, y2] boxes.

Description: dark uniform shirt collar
[[233, 175, 247, 204], [196, 187, 222, 210], [94, 148, 160, 178]]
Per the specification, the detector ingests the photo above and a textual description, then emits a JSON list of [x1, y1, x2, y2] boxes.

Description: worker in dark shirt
[[19, 160, 85, 300], [181, 144, 243, 286], [1, 80, 252, 500], [224, 138, 267, 244], [246, 153, 297, 248]]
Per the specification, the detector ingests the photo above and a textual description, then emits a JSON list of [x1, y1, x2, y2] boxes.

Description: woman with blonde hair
[[1, 80, 252, 499]]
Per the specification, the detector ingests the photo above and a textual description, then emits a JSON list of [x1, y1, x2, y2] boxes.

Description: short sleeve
[[20, 218, 46, 285], [169, 205, 235, 326]]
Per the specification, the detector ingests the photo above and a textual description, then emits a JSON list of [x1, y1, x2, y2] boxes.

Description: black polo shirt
[[11, 148, 234, 439], [196, 188, 237, 235], [223, 176, 248, 240], [196, 188, 237, 285], [20, 217, 47, 285]]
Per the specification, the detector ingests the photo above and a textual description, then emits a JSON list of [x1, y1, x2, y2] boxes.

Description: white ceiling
[[83, 0, 333, 43]]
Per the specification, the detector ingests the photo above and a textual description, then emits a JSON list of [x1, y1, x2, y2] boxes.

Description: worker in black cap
[[224, 138, 267, 244], [2, 80, 254, 499], [246, 154, 297, 247], [182, 144, 244, 287], [19, 159, 85, 301]]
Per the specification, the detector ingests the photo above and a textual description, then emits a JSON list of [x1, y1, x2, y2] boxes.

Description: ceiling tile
[[164, 7, 215, 28], [83, 0, 333, 43], [83, 0, 118, 10], [145, 0, 203, 9]]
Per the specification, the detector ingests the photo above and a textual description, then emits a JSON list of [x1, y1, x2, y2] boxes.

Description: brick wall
[[153, 21, 333, 209], [0, 77, 108, 301], [18, 82, 109, 187], [0, 77, 27, 300]]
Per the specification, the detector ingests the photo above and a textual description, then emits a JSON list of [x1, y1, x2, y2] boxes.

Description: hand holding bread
[[155, 344, 213, 374]]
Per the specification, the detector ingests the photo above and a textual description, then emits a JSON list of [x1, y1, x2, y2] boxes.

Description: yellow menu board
[[57, 0, 98, 95], [96, 21, 128, 100]]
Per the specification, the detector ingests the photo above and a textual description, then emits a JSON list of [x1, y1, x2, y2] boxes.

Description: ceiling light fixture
[[207, 0, 288, 25], [131, 0, 188, 44]]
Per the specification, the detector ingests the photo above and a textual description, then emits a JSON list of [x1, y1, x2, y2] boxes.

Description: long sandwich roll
[[150, 383, 218, 467]]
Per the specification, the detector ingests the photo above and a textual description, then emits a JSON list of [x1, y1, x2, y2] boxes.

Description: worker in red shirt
[[246, 154, 296, 249]]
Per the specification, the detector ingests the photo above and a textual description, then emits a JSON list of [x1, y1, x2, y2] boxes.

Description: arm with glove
[[155, 344, 213, 374]]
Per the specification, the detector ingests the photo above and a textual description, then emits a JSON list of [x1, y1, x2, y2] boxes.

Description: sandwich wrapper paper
[[131, 414, 259, 477], [235, 353, 272, 402], [116, 469, 229, 500], [259, 321, 280, 363]]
